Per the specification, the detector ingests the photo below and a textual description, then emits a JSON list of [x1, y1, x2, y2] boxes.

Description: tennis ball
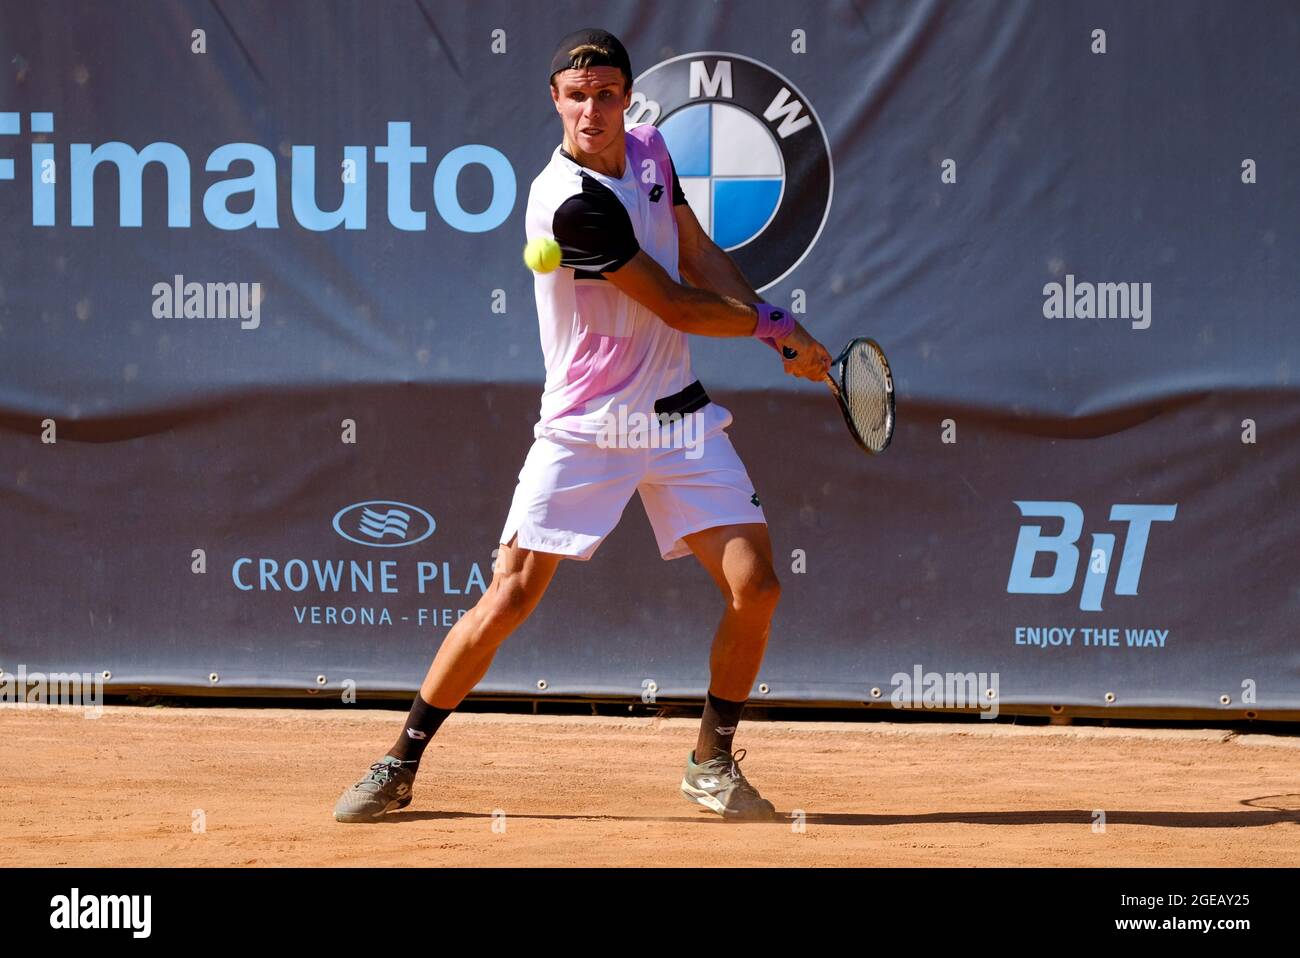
[[523, 236, 562, 273]]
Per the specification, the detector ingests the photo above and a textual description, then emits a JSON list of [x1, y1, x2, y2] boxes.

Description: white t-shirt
[[524, 123, 724, 442]]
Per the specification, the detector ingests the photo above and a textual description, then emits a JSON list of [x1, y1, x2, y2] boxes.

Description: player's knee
[[477, 576, 535, 633], [731, 567, 781, 615]]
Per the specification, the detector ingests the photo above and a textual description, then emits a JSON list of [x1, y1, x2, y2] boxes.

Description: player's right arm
[[605, 253, 828, 382], [552, 186, 825, 379], [551, 184, 759, 337], [605, 249, 760, 338]]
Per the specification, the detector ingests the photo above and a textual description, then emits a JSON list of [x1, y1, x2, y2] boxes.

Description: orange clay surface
[[3, 705, 1298, 866]]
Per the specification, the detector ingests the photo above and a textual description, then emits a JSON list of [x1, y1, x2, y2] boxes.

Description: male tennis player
[[335, 27, 831, 823]]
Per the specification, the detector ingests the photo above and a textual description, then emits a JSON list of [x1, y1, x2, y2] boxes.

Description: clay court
[[4, 705, 1298, 867]]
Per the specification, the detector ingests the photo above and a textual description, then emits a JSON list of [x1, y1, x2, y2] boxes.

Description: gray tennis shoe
[[334, 755, 416, 823], [680, 747, 777, 821]]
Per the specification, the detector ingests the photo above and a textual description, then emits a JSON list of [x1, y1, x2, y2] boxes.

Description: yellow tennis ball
[[523, 236, 562, 273]]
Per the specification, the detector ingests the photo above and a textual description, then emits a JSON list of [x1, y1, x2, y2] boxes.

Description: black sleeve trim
[[669, 154, 687, 206], [551, 175, 641, 274]]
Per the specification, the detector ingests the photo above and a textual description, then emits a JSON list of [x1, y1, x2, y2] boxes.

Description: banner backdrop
[[2, 1, 1297, 717]]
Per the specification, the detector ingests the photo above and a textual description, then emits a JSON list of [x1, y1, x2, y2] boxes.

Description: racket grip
[[779, 342, 837, 390], [785, 344, 837, 387]]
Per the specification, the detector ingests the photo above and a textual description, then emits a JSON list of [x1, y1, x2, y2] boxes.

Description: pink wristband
[[753, 303, 794, 343]]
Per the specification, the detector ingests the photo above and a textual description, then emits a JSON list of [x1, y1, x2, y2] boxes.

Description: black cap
[[548, 27, 631, 89]]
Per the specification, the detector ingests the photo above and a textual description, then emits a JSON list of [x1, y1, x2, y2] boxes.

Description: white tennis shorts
[[499, 403, 767, 561]]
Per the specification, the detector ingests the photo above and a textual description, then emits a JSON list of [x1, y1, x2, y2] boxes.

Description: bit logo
[[1007, 501, 1177, 611]]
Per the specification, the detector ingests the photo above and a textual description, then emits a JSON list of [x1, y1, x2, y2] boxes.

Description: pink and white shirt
[[523, 123, 710, 442]]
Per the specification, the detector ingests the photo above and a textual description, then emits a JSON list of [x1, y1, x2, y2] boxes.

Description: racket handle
[[785, 340, 837, 384], [784, 344, 837, 387], [782, 344, 836, 389]]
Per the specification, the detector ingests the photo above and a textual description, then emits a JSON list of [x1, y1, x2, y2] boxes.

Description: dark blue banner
[[2, 0, 1297, 718]]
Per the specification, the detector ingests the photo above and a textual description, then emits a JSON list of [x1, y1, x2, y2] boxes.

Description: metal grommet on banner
[[1219, 694, 1231, 706], [316, 674, 327, 686], [536, 679, 547, 691], [985, 687, 996, 700], [758, 683, 770, 695], [1245, 710, 1258, 720], [101, 670, 112, 681], [1050, 704, 1065, 714], [1104, 692, 1116, 704], [209, 672, 220, 685], [869, 687, 882, 699]]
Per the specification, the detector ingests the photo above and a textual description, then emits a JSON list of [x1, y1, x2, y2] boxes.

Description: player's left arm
[[675, 201, 764, 305], [673, 190, 828, 372], [663, 142, 826, 365]]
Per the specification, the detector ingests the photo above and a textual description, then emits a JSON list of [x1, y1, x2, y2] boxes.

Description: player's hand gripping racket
[[781, 338, 895, 454]]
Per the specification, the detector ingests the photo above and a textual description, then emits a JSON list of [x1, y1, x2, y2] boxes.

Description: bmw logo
[[628, 52, 833, 291]]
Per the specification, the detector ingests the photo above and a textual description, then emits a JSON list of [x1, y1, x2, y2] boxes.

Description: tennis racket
[[781, 338, 895, 454]]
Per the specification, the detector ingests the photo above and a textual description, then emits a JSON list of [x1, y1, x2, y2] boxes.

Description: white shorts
[[499, 404, 767, 561]]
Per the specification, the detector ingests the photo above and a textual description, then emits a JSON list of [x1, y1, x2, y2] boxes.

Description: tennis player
[[335, 27, 832, 823]]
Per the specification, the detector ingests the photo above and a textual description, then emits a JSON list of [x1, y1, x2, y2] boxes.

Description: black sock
[[695, 691, 746, 764], [386, 694, 453, 768]]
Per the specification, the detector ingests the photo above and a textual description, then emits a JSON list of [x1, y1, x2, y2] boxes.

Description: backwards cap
[[548, 27, 632, 89]]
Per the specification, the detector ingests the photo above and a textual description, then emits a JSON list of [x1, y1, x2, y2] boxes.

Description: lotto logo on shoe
[[698, 777, 720, 789], [394, 783, 410, 797], [405, 728, 427, 740], [715, 725, 737, 734]]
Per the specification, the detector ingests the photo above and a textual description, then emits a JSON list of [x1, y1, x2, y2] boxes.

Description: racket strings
[[841, 342, 893, 451]]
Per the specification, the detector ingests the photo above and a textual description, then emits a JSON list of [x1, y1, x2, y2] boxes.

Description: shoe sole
[[334, 795, 412, 824]]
